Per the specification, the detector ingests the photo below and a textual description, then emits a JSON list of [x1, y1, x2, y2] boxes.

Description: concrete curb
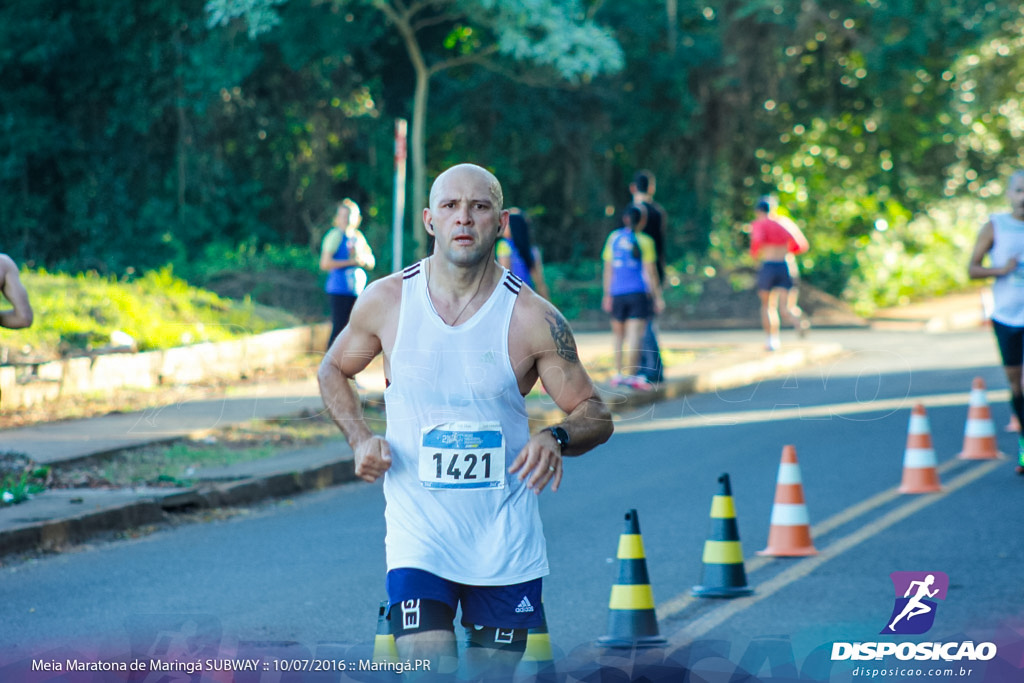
[[2, 490, 168, 556], [0, 341, 845, 561], [0, 460, 360, 559], [0, 324, 331, 411]]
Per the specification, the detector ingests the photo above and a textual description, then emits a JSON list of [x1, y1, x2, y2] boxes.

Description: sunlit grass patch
[[5, 266, 301, 361]]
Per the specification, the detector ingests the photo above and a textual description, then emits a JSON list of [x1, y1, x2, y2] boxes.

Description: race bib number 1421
[[419, 422, 505, 489]]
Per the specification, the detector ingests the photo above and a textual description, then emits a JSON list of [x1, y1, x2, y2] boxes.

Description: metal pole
[[392, 118, 408, 273]]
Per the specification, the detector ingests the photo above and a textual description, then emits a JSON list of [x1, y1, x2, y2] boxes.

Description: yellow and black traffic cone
[[596, 509, 667, 648], [372, 600, 399, 664], [692, 473, 754, 598], [517, 601, 556, 678]]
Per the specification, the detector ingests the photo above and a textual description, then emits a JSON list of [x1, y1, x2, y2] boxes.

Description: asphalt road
[[2, 326, 1022, 681]]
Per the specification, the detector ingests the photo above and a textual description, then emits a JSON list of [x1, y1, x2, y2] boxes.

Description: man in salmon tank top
[[317, 163, 614, 678]]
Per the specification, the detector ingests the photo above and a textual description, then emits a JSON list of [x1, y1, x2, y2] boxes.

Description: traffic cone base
[[898, 469, 942, 493], [758, 446, 818, 556], [758, 524, 818, 557], [596, 510, 667, 648], [692, 578, 754, 598]]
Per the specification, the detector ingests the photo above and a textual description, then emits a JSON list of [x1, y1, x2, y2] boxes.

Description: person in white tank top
[[317, 163, 613, 677], [968, 169, 1024, 474]]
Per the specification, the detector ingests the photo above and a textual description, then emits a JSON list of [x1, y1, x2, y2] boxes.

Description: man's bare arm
[[0, 255, 33, 329], [968, 221, 1015, 279], [509, 297, 613, 493], [538, 308, 613, 453], [317, 278, 396, 481], [317, 334, 378, 446]]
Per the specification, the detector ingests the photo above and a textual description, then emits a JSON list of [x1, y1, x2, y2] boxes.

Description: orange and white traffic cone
[[898, 404, 943, 494], [957, 377, 1005, 460], [757, 445, 817, 557]]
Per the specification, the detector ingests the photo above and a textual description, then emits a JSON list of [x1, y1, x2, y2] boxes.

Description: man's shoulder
[[633, 198, 666, 219], [511, 286, 564, 336], [347, 270, 406, 338], [991, 212, 1024, 225], [643, 199, 666, 214], [0, 253, 16, 278], [775, 214, 800, 231], [360, 269, 406, 303]]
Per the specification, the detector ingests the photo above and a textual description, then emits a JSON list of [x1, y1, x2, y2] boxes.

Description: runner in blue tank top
[[601, 205, 664, 390]]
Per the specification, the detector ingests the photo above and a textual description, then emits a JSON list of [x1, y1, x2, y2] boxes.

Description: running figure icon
[[887, 574, 939, 632]]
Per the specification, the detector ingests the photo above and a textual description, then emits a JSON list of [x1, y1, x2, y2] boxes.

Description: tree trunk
[[173, 27, 187, 222], [666, 0, 677, 54], [375, 0, 432, 259]]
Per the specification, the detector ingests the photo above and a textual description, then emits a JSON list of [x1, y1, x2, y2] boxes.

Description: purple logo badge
[[881, 571, 949, 635]]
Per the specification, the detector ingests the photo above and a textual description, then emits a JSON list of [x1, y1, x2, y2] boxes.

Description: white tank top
[[989, 213, 1024, 327], [381, 259, 548, 585]]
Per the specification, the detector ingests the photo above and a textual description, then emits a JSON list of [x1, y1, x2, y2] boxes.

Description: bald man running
[[318, 163, 613, 677]]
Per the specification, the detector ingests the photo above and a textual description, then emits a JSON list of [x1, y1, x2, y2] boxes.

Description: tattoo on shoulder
[[545, 311, 580, 363]]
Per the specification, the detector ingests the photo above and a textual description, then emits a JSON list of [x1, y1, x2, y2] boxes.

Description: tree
[[666, 0, 1023, 293], [205, 0, 623, 258]]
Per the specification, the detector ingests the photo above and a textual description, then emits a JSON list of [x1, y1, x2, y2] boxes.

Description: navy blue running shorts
[[386, 568, 544, 630], [993, 319, 1024, 367], [756, 261, 794, 292], [611, 292, 652, 322]]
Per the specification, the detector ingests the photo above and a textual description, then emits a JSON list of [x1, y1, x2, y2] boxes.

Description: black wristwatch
[[547, 425, 569, 451]]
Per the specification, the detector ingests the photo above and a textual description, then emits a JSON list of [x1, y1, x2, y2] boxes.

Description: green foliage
[[2, 0, 1022, 314], [206, 0, 287, 37], [176, 238, 320, 283], [468, 0, 624, 80], [0, 464, 49, 507], [5, 268, 300, 358], [841, 197, 989, 315], [544, 261, 603, 321]]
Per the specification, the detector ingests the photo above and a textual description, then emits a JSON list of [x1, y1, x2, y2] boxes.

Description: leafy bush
[[174, 238, 321, 283], [840, 198, 987, 316]]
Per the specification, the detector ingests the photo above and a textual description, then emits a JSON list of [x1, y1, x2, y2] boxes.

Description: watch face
[[551, 426, 569, 448]]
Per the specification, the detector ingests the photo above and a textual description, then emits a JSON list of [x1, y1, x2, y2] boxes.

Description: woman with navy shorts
[[601, 205, 664, 390]]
